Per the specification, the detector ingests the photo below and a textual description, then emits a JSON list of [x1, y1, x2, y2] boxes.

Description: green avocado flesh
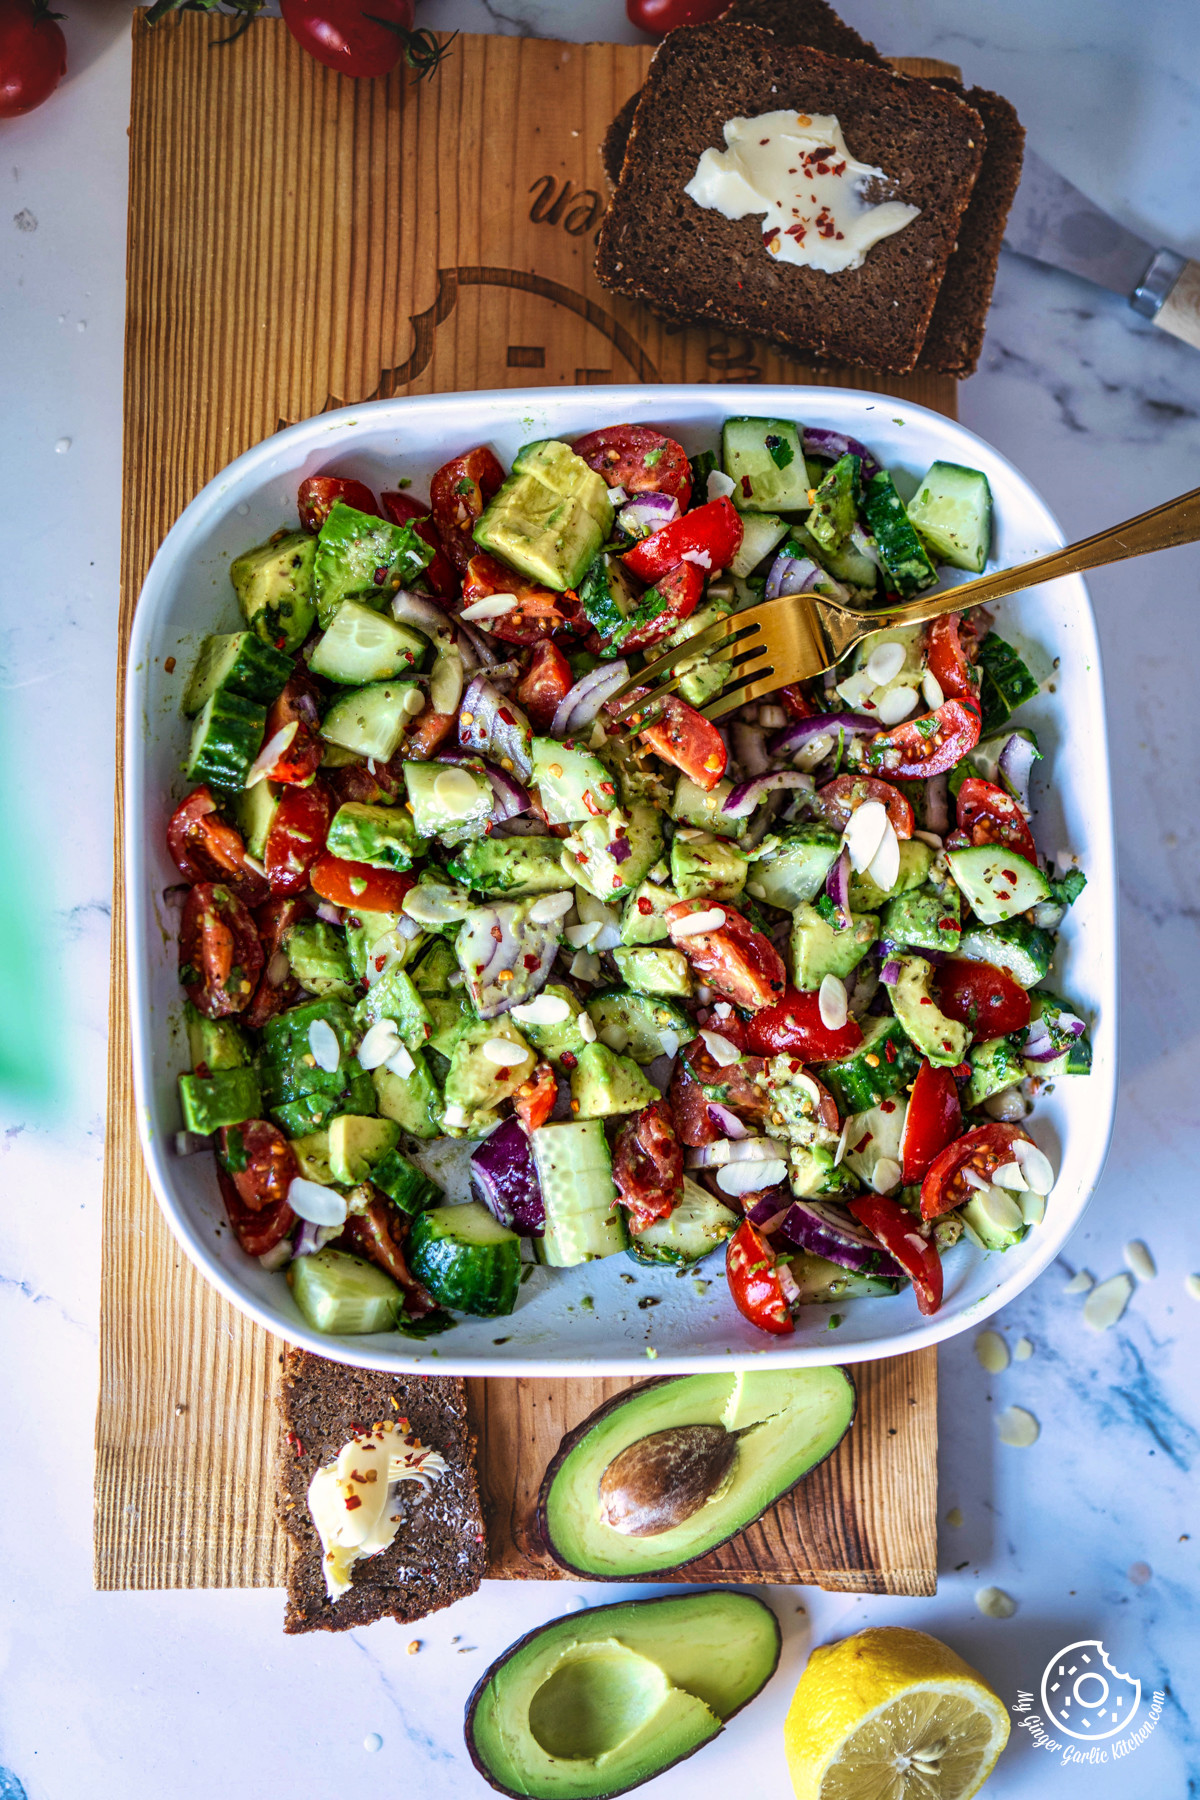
[[540, 1368, 854, 1580], [467, 1591, 780, 1800]]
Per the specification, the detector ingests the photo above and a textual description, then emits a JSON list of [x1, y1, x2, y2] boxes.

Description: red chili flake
[[344, 1494, 364, 1510], [599, 781, 616, 795], [637, 897, 654, 915], [741, 475, 753, 498], [373, 566, 388, 585], [815, 205, 838, 238], [919, 997, 934, 1006], [953, 1063, 971, 1080], [880, 1098, 896, 1113], [1003, 869, 1019, 883], [523, 954, 539, 970], [493, 1067, 511, 1081], [561, 1051, 578, 1070], [938, 919, 957, 931], [582, 790, 602, 817], [789, 1060, 801, 1074], [490, 923, 503, 943], [498, 708, 515, 727], [854, 1133, 873, 1153], [884, 1040, 897, 1063], [996, 891, 1011, 901], [286, 1430, 305, 1458], [785, 222, 807, 243]]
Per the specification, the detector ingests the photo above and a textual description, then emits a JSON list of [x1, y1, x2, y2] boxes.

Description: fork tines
[[609, 613, 765, 725]]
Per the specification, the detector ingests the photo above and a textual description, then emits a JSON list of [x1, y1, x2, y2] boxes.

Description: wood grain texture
[[98, 14, 955, 1594]]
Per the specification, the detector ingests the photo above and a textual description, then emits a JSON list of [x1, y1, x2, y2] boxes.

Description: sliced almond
[[875, 685, 919, 727], [699, 1029, 742, 1067], [1124, 1239, 1156, 1281], [866, 820, 900, 894], [975, 1586, 1017, 1619], [997, 1405, 1040, 1448], [992, 1161, 1028, 1191], [459, 594, 518, 621], [482, 1037, 523, 1066], [527, 891, 574, 925], [1063, 1269, 1094, 1295], [1011, 1136, 1054, 1195], [818, 973, 848, 1031], [356, 1018, 401, 1070], [1018, 1190, 1045, 1226], [921, 668, 945, 710], [974, 1330, 1009, 1374], [842, 799, 888, 873], [307, 1019, 341, 1074], [1083, 1273, 1133, 1332], [434, 766, 484, 816], [671, 906, 726, 938], [1013, 1336, 1034, 1362], [511, 993, 571, 1027], [872, 1157, 902, 1194], [864, 640, 906, 686], [578, 1012, 598, 1043], [385, 1042, 416, 1079]]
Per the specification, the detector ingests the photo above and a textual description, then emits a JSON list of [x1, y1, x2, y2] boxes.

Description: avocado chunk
[[284, 919, 358, 1002], [610, 946, 692, 999], [326, 801, 426, 872], [790, 903, 878, 989], [619, 879, 676, 946], [890, 954, 970, 1067], [230, 530, 317, 654], [371, 1052, 441, 1139], [327, 1114, 401, 1186], [882, 880, 962, 953], [670, 831, 748, 903], [313, 501, 432, 629], [448, 836, 571, 897], [353, 965, 433, 1052], [465, 1590, 781, 1800], [443, 1016, 535, 1135], [475, 441, 613, 592], [178, 1066, 262, 1136], [537, 1368, 855, 1581], [509, 982, 587, 1071], [847, 836, 932, 909], [570, 1043, 660, 1119]]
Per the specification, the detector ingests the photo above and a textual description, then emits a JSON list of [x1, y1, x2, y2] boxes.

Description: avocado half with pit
[[537, 1367, 855, 1579], [465, 1590, 780, 1800]]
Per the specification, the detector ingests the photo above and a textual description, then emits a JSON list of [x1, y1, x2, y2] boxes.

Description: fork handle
[[855, 483, 1200, 633]]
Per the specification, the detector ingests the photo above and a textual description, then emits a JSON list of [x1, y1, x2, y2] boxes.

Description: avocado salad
[[167, 416, 1092, 1340]]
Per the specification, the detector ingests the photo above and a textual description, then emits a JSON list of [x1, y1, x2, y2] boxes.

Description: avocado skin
[[535, 1369, 856, 1582], [463, 1589, 782, 1800]]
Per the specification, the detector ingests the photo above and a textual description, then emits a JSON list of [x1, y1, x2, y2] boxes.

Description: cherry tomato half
[[925, 613, 977, 702], [461, 554, 579, 644], [613, 1099, 683, 1232], [339, 1199, 438, 1314], [217, 1165, 296, 1259], [900, 1060, 963, 1186], [622, 497, 744, 585], [920, 1121, 1033, 1221], [380, 490, 458, 600], [0, 0, 67, 120], [726, 1220, 793, 1336], [180, 884, 263, 1020], [670, 1038, 768, 1145], [848, 1193, 943, 1315], [779, 683, 818, 721], [244, 897, 304, 1029], [430, 446, 506, 572], [571, 423, 692, 506], [297, 474, 379, 534], [262, 670, 325, 786], [264, 780, 333, 895], [816, 773, 914, 840], [863, 697, 981, 779], [512, 1061, 557, 1134], [615, 560, 706, 656], [218, 1120, 300, 1213], [309, 852, 415, 913], [638, 694, 727, 791], [935, 958, 1031, 1039], [742, 988, 863, 1062], [166, 787, 269, 905], [956, 776, 1037, 865], [666, 901, 787, 1010], [402, 708, 456, 761], [517, 641, 574, 733]]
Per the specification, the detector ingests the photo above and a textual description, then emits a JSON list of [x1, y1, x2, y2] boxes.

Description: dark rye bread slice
[[601, 0, 883, 189], [275, 1347, 486, 1635], [595, 26, 985, 375], [917, 83, 1024, 377]]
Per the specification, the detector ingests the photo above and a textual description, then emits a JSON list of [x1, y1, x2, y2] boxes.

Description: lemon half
[[785, 1626, 1011, 1800]]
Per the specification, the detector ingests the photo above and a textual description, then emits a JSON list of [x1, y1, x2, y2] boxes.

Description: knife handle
[[1155, 260, 1200, 351]]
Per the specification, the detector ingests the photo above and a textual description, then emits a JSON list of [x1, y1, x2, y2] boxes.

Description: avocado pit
[[597, 1424, 739, 1536]]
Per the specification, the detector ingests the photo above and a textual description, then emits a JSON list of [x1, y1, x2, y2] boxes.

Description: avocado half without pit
[[538, 1367, 856, 1580], [464, 1590, 781, 1800]]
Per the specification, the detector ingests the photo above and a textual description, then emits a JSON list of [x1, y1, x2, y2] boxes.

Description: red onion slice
[[765, 551, 823, 601], [779, 1199, 903, 1275], [456, 617, 503, 668], [744, 1187, 792, 1230], [707, 1102, 749, 1138], [550, 660, 630, 738], [392, 589, 454, 638], [722, 769, 816, 819], [768, 711, 877, 761], [459, 675, 534, 781], [826, 845, 851, 927], [998, 732, 1041, 813], [924, 771, 950, 835], [470, 1115, 545, 1236], [802, 428, 882, 483], [617, 492, 680, 538], [731, 722, 770, 777]]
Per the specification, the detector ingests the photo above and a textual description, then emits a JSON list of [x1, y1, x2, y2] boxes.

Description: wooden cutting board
[[97, 13, 956, 1596]]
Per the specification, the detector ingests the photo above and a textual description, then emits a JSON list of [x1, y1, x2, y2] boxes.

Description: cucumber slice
[[626, 1178, 737, 1267], [729, 511, 788, 577], [183, 631, 293, 716], [308, 600, 428, 685], [905, 461, 993, 573], [815, 1015, 921, 1114], [585, 986, 691, 1064], [862, 472, 938, 595], [570, 802, 663, 902], [531, 738, 616, 826], [960, 1187, 1027, 1252], [531, 1119, 628, 1267], [786, 1250, 901, 1303], [975, 635, 1041, 734], [232, 780, 280, 860], [752, 825, 840, 909], [946, 844, 1051, 925], [407, 1201, 521, 1316], [290, 1248, 401, 1334], [402, 760, 493, 844], [721, 417, 809, 512], [369, 1145, 440, 1215], [320, 680, 423, 762], [842, 1099, 908, 1188], [958, 918, 1055, 989], [670, 775, 747, 839], [178, 1066, 262, 1135], [184, 689, 267, 791]]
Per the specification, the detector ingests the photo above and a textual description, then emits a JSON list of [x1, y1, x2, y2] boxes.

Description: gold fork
[[611, 484, 1200, 724]]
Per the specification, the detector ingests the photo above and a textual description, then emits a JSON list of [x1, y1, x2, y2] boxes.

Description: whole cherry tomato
[[626, 0, 730, 37], [726, 1220, 793, 1336], [430, 446, 506, 572], [166, 787, 268, 905], [179, 884, 263, 1019], [216, 1165, 296, 1259], [517, 642, 574, 733], [622, 497, 743, 585], [899, 1060, 963, 1185], [613, 1099, 683, 1232], [218, 1120, 299, 1212], [924, 613, 977, 702], [309, 852, 415, 913], [848, 1193, 944, 1315], [512, 1061, 557, 1134], [297, 474, 379, 533], [0, 0, 67, 119], [863, 697, 981, 779], [935, 958, 1031, 1039], [380, 490, 458, 599], [955, 776, 1037, 866], [571, 424, 692, 506], [638, 694, 727, 791], [743, 988, 863, 1062], [920, 1121, 1033, 1221], [263, 780, 333, 895], [666, 901, 787, 1010], [279, 0, 450, 82], [816, 773, 914, 840]]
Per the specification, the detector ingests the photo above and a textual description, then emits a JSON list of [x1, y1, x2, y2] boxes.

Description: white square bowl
[[126, 383, 1117, 1375]]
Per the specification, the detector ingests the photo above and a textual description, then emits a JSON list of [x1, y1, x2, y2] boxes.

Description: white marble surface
[[2, 2, 1199, 1794]]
